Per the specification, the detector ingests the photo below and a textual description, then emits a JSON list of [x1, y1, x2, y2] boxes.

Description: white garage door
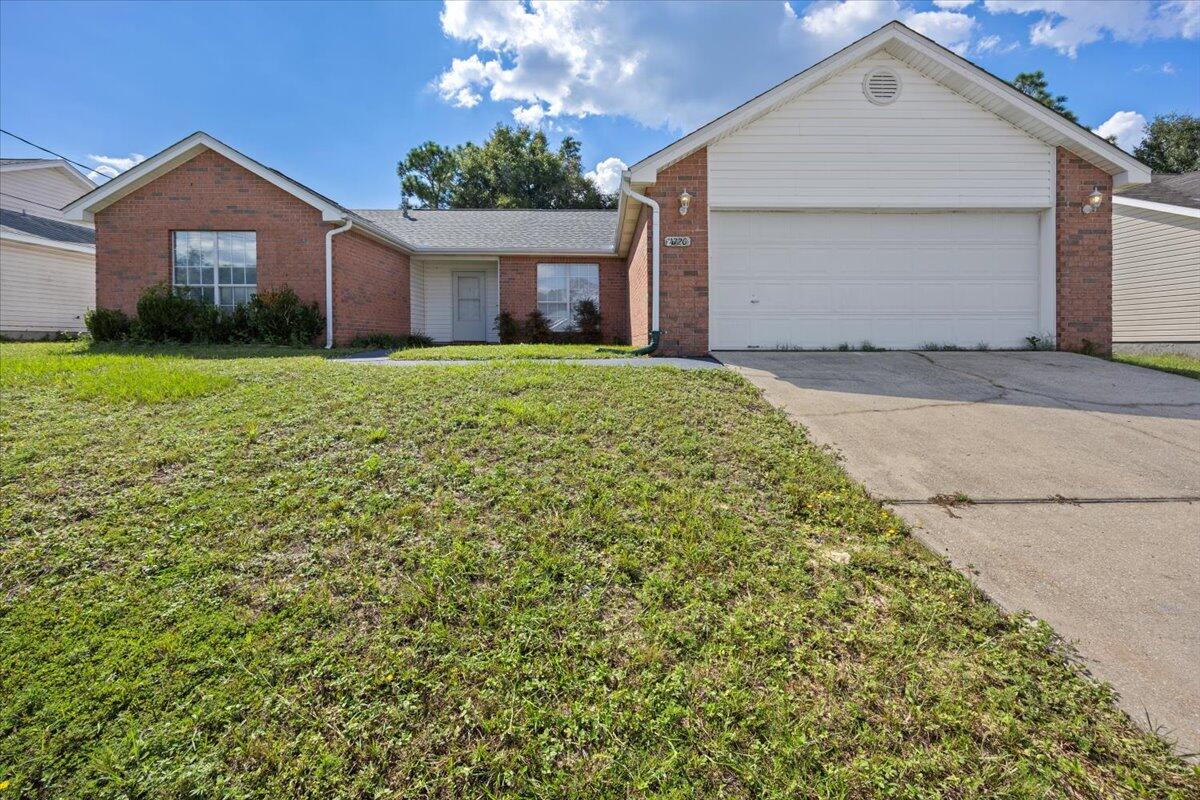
[[710, 211, 1043, 350]]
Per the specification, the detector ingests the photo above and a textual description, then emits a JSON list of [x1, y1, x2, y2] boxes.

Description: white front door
[[709, 211, 1043, 350], [452, 271, 486, 341]]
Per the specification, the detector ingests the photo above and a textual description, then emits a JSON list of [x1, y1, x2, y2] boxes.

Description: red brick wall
[[95, 149, 327, 316], [1055, 148, 1114, 355], [331, 230, 410, 344], [624, 205, 651, 347], [498, 255, 630, 343], [640, 149, 709, 356], [93, 148, 410, 345]]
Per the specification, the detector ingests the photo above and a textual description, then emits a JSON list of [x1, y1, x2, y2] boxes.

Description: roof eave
[[1113, 195, 1200, 219]]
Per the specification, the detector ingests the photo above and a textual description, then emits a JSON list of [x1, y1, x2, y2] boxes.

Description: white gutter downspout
[[621, 182, 660, 353], [324, 219, 353, 349]]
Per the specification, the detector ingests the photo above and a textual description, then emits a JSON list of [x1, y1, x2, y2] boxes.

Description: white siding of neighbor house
[[409, 259, 499, 343], [0, 167, 93, 222], [1113, 205, 1200, 342], [708, 53, 1054, 210], [0, 239, 95, 332]]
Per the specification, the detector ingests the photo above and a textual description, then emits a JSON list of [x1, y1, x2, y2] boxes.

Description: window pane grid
[[172, 231, 257, 312], [536, 263, 599, 331]]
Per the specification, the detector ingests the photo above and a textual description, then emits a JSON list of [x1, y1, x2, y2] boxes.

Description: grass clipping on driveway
[[1, 343, 1194, 798], [390, 343, 639, 360]]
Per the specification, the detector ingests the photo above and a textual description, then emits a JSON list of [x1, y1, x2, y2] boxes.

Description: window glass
[[172, 231, 257, 312], [536, 264, 599, 331]]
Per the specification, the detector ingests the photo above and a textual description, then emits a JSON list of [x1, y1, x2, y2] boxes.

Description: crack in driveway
[[888, 495, 1200, 506]]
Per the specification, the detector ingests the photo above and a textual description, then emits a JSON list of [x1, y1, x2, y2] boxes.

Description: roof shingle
[[352, 208, 618, 253], [1116, 172, 1200, 211], [0, 209, 96, 246]]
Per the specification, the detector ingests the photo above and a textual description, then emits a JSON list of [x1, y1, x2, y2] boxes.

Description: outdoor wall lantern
[[679, 189, 692, 216], [1082, 185, 1104, 214]]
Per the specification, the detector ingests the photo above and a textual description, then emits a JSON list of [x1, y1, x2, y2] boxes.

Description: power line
[[0, 191, 66, 212], [0, 128, 111, 181]]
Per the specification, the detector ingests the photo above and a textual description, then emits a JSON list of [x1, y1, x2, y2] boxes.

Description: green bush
[[522, 310, 552, 343], [572, 298, 602, 343], [349, 332, 434, 350], [495, 312, 520, 344], [248, 287, 323, 346], [84, 307, 132, 341], [134, 283, 216, 342]]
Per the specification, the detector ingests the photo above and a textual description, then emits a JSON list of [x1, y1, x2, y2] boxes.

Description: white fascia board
[[627, 22, 1151, 187], [0, 230, 95, 254], [626, 27, 896, 183], [62, 132, 347, 223], [889, 32, 1151, 186], [1113, 195, 1200, 219], [411, 248, 618, 257]]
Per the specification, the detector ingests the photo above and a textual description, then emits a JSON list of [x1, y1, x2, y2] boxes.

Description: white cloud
[[584, 156, 627, 194], [984, 0, 1199, 57], [86, 153, 145, 181], [1092, 110, 1148, 152], [433, 1, 999, 132], [1161, 61, 1177, 74], [972, 33, 1019, 53], [903, 10, 978, 53], [933, 0, 976, 9]]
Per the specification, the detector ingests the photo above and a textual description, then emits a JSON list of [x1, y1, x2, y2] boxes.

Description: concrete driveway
[[717, 350, 1200, 756]]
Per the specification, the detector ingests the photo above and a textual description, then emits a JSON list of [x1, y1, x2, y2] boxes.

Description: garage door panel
[[711, 211, 1042, 349]]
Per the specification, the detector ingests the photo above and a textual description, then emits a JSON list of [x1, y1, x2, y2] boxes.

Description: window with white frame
[[172, 231, 257, 313], [536, 263, 599, 331]]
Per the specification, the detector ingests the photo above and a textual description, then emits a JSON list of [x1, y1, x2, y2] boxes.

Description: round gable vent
[[863, 68, 901, 105]]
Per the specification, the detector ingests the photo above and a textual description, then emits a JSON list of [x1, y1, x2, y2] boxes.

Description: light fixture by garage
[[1082, 185, 1104, 214], [679, 189, 692, 216]]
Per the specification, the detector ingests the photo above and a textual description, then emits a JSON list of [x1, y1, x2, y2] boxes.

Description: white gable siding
[[708, 53, 1053, 210], [1113, 205, 1200, 343], [411, 260, 499, 343], [0, 239, 95, 333], [0, 167, 92, 223]]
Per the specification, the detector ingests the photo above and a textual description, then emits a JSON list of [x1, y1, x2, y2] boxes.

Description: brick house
[[65, 22, 1149, 356]]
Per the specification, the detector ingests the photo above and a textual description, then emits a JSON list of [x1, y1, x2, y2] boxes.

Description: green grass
[[1113, 352, 1200, 380], [390, 343, 639, 360], [2, 342, 1194, 798]]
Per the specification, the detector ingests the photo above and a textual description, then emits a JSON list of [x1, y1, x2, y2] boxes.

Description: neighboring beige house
[[1112, 172, 1200, 352], [1, 158, 96, 337]]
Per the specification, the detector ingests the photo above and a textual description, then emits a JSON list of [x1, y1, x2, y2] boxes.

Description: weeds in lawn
[[1, 342, 1195, 798]]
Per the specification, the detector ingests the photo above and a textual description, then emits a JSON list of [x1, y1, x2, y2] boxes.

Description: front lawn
[[1, 342, 1194, 798], [390, 342, 639, 360], [1114, 352, 1200, 381]]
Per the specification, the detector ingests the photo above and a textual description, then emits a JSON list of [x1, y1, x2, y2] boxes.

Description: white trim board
[[0, 230, 95, 254], [1113, 196, 1200, 219], [626, 22, 1149, 188]]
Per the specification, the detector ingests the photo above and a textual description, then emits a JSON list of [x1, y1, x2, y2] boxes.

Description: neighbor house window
[[536, 263, 599, 331], [172, 231, 257, 313]]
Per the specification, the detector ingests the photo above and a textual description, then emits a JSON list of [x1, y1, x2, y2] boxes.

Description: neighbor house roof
[[352, 208, 618, 255], [0, 208, 96, 253], [1115, 172, 1200, 217], [0, 157, 97, 193]]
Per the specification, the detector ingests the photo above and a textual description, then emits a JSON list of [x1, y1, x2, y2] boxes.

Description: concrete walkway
[[339, 351, 722, 369], [717, 350, 1200, 757]]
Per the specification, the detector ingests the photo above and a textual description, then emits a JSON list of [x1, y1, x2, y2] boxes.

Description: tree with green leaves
[[395, 142, 458, 210], [396, 125, 616, 210], [1133, 114, 1200, 173], [1010, 70, 1078, 124]]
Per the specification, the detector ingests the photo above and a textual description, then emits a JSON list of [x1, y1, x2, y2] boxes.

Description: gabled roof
[[0, 157, 96, 193], [0, 208, 96, 253], [1115, 172, 1200, 217], [353, 208, 618, 255], [60, 131, 413, 252], [625, 21, 1151, 189]]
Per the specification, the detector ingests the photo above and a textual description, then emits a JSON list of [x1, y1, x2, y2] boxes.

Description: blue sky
[[2, 1, 1197, 208]]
